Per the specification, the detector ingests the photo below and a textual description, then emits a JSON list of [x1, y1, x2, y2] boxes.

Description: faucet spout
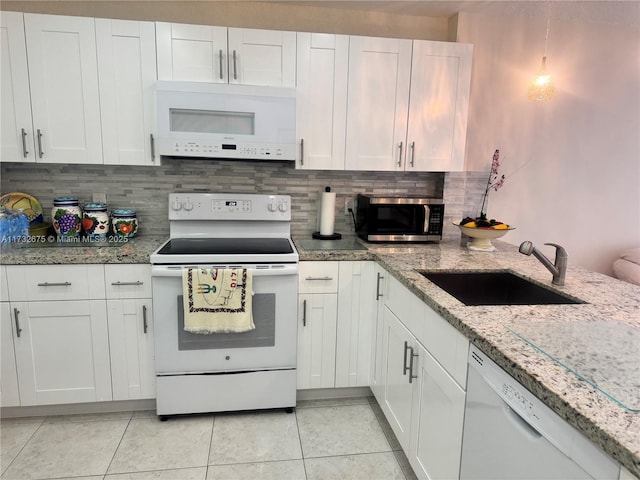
[[518, 241, 568, 286]]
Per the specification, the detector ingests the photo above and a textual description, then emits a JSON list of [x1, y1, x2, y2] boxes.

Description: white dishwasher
[[460, 345, 619, 480]]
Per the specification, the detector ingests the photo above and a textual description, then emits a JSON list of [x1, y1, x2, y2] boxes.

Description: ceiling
[[277, 1, 640, 27]]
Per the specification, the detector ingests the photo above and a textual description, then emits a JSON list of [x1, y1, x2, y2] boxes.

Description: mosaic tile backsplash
[[0, 159, 485, 240]]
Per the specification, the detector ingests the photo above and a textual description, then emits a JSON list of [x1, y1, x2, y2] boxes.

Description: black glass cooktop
[[156, 237, 294, 255]]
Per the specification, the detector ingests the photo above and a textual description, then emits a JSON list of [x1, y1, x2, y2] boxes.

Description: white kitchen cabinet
[[11, 299, 112, 405], [335, 261, 375, 388], [406, 41, 473, 172], [107, 299, 155, 400], [6, 264, 105, 302], [295, 32, 348, 170], [344, 35, 412, 172], [1, 303, 20, 407], [297, 262, 339, 389], [105, 264, 155, 400], [370, 263, 388, 402], [23, 14, 103, 164], [380, 305, 417, 451], [156, 22, 295, 87], [409, 342, 466, 480], [0, 12, 35, 163], [96, 19, 158, 166]]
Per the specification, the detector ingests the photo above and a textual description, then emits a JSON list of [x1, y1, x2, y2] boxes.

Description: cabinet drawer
[[105, 264, 152, 299], [299, 262, 339, 293], [6, 265, 105, 301]]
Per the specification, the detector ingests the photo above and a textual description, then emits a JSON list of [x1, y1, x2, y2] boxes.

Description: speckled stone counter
[[0, 235, 166, 265], [296, 235, 640, 477]]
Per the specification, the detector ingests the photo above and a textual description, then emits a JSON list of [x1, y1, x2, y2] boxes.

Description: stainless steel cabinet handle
[[21, 128, 29, 157], [302, 299, 307, 327], [409, 141, 415, 167], [232, 50, 238, 80], [300, 138, 304, 166], [37, 129, 44, 158], [37, 282, 71, 287], [218, 49, 224, 80], [111, 281, 144, 286], [305, 276, 333, 281], [13, 308, 22, 338], [150, 134, 155, 161], [142, 305, 148, 334], [408, 347, 418, 383], [403, 341, 410, 375], [376, 272, 384, 300], [397, 141, 403, 167]]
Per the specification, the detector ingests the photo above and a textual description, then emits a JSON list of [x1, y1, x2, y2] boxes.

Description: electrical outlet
[[92, 192, 107, 203], [345, 198, 354, 215]]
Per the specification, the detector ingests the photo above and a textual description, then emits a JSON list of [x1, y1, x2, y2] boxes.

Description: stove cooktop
[[155, 237, 294, 256]]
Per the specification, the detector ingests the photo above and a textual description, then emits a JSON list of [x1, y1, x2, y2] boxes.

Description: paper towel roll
[[319, 190, 336, 236]]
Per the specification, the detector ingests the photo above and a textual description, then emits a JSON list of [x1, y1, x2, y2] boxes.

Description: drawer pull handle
[[111, 281, 144, 286], [13, 308, 22, 338], [37, 282, 71, 287], [403, 341, 411, 376], [408, 347, 418, 384], [305, 276, 333, 281], [142, 305, 148, 334]]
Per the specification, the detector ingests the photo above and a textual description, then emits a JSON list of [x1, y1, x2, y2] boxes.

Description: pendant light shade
[[528, 10, 555, 102], [528, 56, 556, 101]]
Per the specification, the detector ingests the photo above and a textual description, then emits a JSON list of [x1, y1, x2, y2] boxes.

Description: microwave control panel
[[166, 140, 295, 160]]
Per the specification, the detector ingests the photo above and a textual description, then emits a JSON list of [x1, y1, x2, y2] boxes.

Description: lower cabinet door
[[107, 299, 155, 400], [409, 342, 466, 480], [12, 300, 112, 405], [1, 303, 20, 406], [296, 293, 337, 389], [380, 305, 416, 451]]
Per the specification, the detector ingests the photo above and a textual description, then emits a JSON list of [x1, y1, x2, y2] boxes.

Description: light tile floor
[[1, 396, 418, 480]]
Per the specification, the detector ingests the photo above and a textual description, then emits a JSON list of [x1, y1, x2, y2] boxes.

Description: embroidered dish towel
[[182, 268, 254, 333]]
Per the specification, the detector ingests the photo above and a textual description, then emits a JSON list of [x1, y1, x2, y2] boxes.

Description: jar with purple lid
[[111, 208, 138, 238], [83, 203, 109, 239], [51, 197, 82, 238]]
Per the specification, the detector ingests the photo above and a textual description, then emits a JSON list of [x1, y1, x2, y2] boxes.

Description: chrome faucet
[[518, 241, 568, 286]]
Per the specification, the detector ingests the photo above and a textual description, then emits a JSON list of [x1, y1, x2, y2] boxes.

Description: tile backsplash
[[0, 160, 485, 240]]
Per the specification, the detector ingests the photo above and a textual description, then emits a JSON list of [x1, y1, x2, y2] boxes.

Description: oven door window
[[372, 205, 426, 234], [177, 294, 275, 350]]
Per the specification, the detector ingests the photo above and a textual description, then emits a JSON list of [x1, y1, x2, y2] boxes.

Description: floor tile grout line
[[0, 416, 45, 477], [204, 413, 217, 478], [294, 409, 310, 480]]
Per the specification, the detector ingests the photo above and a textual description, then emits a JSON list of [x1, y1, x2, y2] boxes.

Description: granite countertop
[[1, 233, 638, 475], [296, 235, 640, 477]]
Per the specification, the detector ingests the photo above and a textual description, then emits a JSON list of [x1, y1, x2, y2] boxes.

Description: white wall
[[457, 11, 640, 276]]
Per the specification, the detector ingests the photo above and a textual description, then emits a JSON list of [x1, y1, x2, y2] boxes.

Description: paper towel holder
[[312, 186, 342, 240]]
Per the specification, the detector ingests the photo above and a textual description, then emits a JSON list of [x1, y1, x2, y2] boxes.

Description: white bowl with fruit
[[454, 216, 514, 251]]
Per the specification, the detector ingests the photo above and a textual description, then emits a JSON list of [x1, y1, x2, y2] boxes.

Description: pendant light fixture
[[528, 13, 556, 101]]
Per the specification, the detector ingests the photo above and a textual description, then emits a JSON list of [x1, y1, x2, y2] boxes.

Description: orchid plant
[[479, 149, 506, 219]]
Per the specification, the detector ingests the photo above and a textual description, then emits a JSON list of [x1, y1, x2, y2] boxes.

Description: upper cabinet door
[[296, 32, 348, 170], [228, 28, 296, 87], [24, 14, 103, 164], [0, 12, 36, 163], [96, 19, 158, 166], [345, 36, 412, 171], [407, 41, 473, 172], [156, 22, 228, 82]]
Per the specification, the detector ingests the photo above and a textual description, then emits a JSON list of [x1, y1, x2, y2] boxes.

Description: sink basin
[[418, 271, 584, 306]]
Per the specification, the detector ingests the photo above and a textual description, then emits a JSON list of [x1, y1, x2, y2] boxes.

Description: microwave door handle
[[423, 205, 430, 233]]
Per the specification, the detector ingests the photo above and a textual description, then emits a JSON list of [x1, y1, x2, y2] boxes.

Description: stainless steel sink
[[418, 271, 584, 306]]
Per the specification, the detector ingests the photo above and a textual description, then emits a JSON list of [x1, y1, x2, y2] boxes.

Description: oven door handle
[[151, 265, 299, 277]]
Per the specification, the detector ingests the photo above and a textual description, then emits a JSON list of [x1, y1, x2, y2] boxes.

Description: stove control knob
[[268, 202, 277, 212], [278, 202, 289, 212], [183, 200, 194, 211], [171, 199, 182, 211]]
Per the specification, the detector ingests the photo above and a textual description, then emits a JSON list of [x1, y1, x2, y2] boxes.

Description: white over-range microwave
[[156, 81, 296, 160]]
